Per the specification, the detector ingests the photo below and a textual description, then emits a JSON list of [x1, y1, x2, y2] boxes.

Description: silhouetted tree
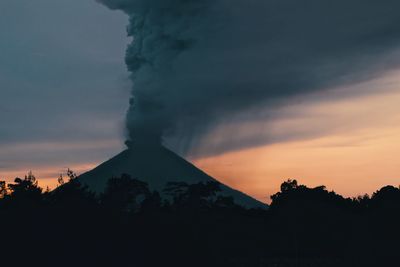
[[7, 172, 42, 203], [1, 169, 400, 267], [49, 169, 95, 208], [101, 174, 151, 213], [370, 185, 400, 210], [57, 174, 65, 186], [165, 181, 222, 210], [281, 179, 299, 192], [214, 195, 239, 209], [0, 181, 7, 199]]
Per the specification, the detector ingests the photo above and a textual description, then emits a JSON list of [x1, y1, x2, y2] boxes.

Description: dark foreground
[[0, 173, 399, 267]]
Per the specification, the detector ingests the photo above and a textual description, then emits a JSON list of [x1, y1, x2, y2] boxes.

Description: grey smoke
[[97, 0, 400, 155]]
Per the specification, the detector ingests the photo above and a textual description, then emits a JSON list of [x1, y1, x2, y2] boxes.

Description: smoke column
[[97, 0, 400, 155]]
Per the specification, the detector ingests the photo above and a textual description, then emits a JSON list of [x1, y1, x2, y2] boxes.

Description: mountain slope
[[78, 146, 267, 209]]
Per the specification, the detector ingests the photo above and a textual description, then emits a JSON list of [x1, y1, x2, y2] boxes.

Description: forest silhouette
[[0, 172, 399, 266]]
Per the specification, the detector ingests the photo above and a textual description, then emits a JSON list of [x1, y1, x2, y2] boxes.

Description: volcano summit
[[78, 145, 267, 209]]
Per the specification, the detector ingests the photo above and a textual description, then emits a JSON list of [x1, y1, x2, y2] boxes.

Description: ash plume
[[97, 0, 400, 155]]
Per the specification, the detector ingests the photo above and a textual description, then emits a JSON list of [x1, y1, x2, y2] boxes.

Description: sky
[[1, 0, 400, 203], [0, 0, 130, 186]]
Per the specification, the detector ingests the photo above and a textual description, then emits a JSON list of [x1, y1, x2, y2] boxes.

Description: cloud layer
[[97, 0, 400, 155]]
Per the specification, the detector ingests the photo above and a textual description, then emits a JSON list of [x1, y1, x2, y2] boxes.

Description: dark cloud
[[97, 0, 400, 155], [3, 0, 400, 181]]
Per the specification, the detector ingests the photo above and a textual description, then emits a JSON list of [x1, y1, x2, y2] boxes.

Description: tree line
[[0, 172, 399, 266]]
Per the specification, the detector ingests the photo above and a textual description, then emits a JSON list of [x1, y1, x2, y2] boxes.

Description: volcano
[[78, 145, 267, 209]]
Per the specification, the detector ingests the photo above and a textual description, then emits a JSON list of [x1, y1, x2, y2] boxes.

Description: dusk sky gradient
[[1, 0, 400, 202]]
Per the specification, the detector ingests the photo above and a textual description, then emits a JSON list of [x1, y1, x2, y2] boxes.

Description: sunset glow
[[2, 0, 400, 206], [193, 71, 400, 202], [2, 71, 400, 203]]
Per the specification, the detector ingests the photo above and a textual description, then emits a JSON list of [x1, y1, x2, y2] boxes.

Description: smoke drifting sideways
[[97, 0, 400, 156]]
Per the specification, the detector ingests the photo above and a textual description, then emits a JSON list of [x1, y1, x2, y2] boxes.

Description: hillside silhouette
[[78, 146, 266, 209], [1, 171, 400, 267]]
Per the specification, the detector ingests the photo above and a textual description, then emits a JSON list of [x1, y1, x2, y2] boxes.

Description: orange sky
[[193, 131, 400, 203], [2, 71, 400, 203], [192, 71, 400, 203]]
